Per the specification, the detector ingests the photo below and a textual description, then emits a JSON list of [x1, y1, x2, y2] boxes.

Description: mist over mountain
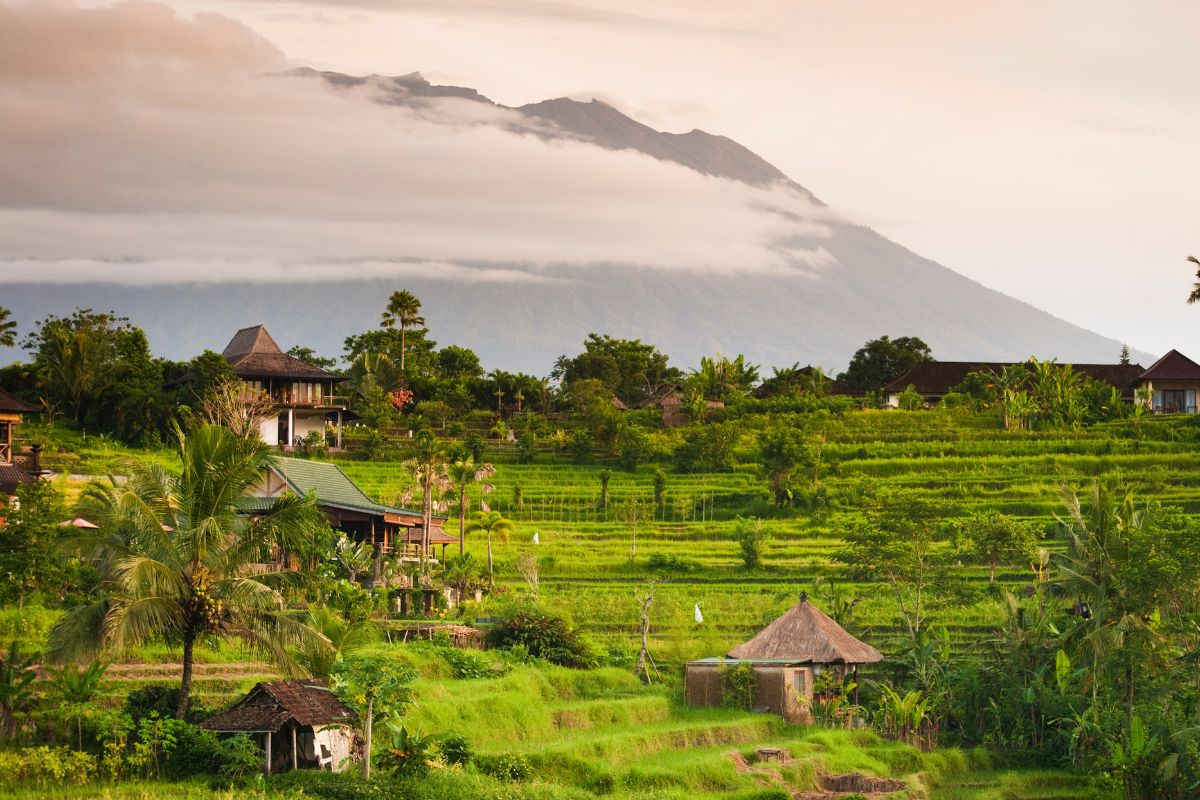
[[0, 71, 1143, 372]]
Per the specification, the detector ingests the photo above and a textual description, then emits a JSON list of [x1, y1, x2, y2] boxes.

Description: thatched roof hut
[[727, 595, 882, 665]]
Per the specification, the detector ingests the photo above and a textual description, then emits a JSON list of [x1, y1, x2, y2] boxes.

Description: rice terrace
[[2, 2, 1200, 799]]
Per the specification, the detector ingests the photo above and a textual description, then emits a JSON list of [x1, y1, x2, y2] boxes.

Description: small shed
[[685, 595, 882, 723], [200, 680, 358, 774]]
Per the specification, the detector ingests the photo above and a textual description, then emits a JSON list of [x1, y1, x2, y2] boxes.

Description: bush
[[124, 685, 209, 725], [475, 752, 532, 781], [721, 662, 758, 710], [646, 552, 699, 574], [0, 746, 97, 787], [486, 606, 600, 669], [440, 646, 508, 679], [268, 770, 390, 800], [732, 516, 768, 570]]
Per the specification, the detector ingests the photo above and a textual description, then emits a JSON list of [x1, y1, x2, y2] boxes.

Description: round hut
[[685, 594, 882, 723]]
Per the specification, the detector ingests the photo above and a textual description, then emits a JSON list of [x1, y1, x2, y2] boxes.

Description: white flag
[[532, 531, 540, 545], [694, 603, 704, 624]]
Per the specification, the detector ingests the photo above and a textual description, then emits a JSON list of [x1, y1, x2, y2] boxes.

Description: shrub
[[732, 516, 768, 570], [486, 607, 600, 669], [475, 752, 532, 781], [440, 646, 507, 679], [646, 552, 699, 574], [517, 430, 537, 464], [721, 662, 758, 710], [0, 746, 97, 787], [268, 770, 390, 800]]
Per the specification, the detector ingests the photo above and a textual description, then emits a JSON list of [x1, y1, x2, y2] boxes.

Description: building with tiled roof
[[200, 680, 357, 774], [0, 387, 39, 498], [1137, 349, 1200, 414]]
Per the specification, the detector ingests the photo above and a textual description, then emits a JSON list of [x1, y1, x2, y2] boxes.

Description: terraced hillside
[[339, 411, 1200, 663]]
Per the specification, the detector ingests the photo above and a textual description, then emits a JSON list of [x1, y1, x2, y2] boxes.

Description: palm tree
[[447, 456, 496, 557], [0, 642, 36, 741], [48, 424, 331, 719], [380, 290, 425, 373], [296, 607, 376, 681], [403, 432, 450, 574], [1188, 255, 1200, 304], [438, 553, 483, 600], [464, 511, 515, 585]]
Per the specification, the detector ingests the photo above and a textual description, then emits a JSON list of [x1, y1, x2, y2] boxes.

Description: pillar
[[336, 410, 343, 449], [287, 408, 294, 448], [291, 726, 298, 771], [264, 731, 273, 775]]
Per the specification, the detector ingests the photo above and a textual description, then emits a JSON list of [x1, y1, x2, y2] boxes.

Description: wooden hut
[[200, 680, 358, 775], [685, 595, 882, 723]]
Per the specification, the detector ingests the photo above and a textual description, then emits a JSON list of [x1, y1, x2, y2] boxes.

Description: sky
[[2, 0, 1198, 357]]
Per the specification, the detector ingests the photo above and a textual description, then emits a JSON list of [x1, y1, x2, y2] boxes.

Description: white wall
[[259, 416, 279, 446]]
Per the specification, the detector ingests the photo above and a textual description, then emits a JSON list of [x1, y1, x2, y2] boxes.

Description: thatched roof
[[200, 679, 355, 733], [727, 596, 882, 664], [0, 388, 36, 414]]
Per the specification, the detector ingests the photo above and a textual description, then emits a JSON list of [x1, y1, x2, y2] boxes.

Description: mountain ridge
[[0, 71, 1148, 372]]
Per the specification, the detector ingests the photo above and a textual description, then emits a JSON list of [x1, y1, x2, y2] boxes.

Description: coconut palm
[[1188, 255, 1200, 304], [47, 424, 331, 719], [447, 456, 496, 557], [380, 290, 425, 373], [464, 510, 515, 585], [0, 306, 16, 348]]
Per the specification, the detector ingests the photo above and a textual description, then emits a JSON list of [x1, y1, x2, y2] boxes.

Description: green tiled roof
[[266, 458, 443, 520]]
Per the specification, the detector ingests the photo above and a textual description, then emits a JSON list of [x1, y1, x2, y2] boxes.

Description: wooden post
[[291, 725, 298, 771], [264, 731, 273, 775], [337, 410, 343, 449], [287, 408, 294, 448]]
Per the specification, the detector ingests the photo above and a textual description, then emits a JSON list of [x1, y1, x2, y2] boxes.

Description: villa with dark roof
[[1138, 349, 1200, 414], [220, 325, 348, 449], [248, 457, 452, 574]]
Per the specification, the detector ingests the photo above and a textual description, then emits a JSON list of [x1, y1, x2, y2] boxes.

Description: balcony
[[1152, 405, 1198, 415], [241, 390, 348, 409]]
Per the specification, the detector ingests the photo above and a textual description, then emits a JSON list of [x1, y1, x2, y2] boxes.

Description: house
[[0, 388, 40, 499], [881, 361, 1145, 407], [246, 457, 453, 575], [200, 680, 358, 775], [1136, 349, 1200, 414], [220, 325, 348, 449], [685, 595, 882, 724]]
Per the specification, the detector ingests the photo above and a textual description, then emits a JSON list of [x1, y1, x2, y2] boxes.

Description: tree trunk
[[400, 326, 407, 373], [421, 484, 431, 575], [484, 532, 494, 587], [459, 491, 466, 557], [176, 633, 195, 719], [362, 696, 373, 780]]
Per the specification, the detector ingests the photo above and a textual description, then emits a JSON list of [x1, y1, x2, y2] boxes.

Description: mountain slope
[[0, 73, 1143, 372]]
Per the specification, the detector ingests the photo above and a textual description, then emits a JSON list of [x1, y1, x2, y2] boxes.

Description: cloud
[[0, 0, 835, 284]]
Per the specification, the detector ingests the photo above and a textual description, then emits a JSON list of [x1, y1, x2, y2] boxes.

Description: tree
[[0, 307, 16, 348], [47, 424, 331, 719], [838, 335, 933, 393], [758, 429, 812, 506], [285, 346, 338, 371], [618, 497, 645, 562], [464, 510, 515, 585], [436, 345, 482, 380], [732, 516, 768, 570], [447, 456, 496, 557], [24, 309, 130, 424], [402, 432, 450, 574], [333, 655, 416, 781], [957, 512, 1038, 582], [297, 607, 377, 681], [0, 480, 69, 606], [553, 334, 679, 407], [1119, 344, 1131, 366], [598, 468, 613, 512], [691, 354, 760, 401], [380, 290, 426, 373]]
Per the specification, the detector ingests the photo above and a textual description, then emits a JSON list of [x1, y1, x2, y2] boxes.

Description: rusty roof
[[0, 388, 36, 414], [728, 597, 882, 665], [200, 679, 356, 733]]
